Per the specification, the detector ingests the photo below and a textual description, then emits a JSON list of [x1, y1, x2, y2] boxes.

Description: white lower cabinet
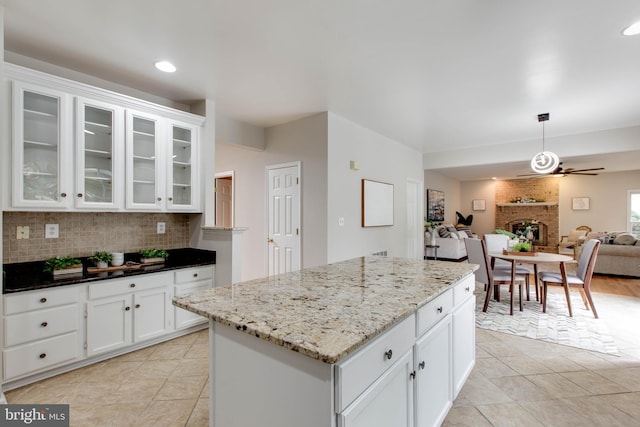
[[174, 266, 214, 330], [86, 272, 172, 356], [414, 314, 452, 427], [452, 294, 475, 398], [338, 349, 414, 427]]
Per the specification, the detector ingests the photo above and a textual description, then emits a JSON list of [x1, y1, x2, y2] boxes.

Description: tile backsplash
[[3, 212, 195, 264]]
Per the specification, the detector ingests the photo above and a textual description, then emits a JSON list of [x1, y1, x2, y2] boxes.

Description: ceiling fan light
[[531, 151, 560, 174], [623, 21, 640, 36]]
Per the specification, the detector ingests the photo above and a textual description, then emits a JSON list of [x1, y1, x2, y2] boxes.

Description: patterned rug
[[475, 286, 619, 355]]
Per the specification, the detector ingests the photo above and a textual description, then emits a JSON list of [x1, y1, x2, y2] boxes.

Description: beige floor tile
[[184, 343, 209, 359], [441, 406, 492, 426], [66, 381, 122, 405], [81, 361, 144, 383], [194, 330, 209, 344], [200, 378, 210, 399], [6, 382, 78, 404], [475, 346, 492, 358], [70, 402, 148, 427], [455, 372, 513, 405], [135, 359, 180, 378], [519, 398, 597, 426], [148, 344, 191, 361], [186, 398, 209, 427], [171, 356, 209, 378], [473, 357, 519, 378], [559, 370, 630, 394], [167, 333, 200, 346], [488, 376, 552, 401], [154, 376, 207, 401], [476, 340, 523, 357], [140, 399, 197, 427], [107, 346, 156, 363], [560, 395, 639, 427], [110, 378, 167, 403], [600, 392, 640, 420], [594, 367, 640, 391], [524, 372, 591, 398], [536, 354, 587, 373], [476, 401, 544, 427], [499, 355, 553, 375]]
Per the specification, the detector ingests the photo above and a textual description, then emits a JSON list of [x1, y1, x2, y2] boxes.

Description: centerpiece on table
[[139, 248, 169, 264], [503, 242, 538, 256], [88, 251, 113, 269], [43, 256, 83, 276]]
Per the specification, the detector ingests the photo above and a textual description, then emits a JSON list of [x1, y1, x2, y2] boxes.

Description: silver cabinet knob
[[384, 349, 393, 360]]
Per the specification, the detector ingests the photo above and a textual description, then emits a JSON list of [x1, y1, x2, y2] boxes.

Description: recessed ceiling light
[[622, 21, 640, 36], [154, 61, 176, 73]]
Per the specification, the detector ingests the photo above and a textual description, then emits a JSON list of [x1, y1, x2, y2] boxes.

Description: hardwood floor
[[590, 274, 640, 297]]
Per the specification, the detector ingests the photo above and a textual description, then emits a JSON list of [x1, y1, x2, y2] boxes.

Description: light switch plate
[[45, 224, 59, 239], [17, 226, 29, 240], [157, 222, 166, 234]]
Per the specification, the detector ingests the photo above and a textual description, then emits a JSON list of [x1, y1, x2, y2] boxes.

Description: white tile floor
[[5, 285, 640, 426]]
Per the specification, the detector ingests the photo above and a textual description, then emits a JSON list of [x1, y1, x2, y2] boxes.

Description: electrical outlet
[[45, 224, 59, 239], [17, 226, 29, 240], [338, 217, 345, 226], [157, 222, 166, 234]]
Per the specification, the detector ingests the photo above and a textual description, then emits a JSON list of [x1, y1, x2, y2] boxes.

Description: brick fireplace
[[495, 178, 559, 252]]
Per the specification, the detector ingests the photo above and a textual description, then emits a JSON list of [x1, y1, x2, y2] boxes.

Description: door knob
[[267, 238, 274, 243]]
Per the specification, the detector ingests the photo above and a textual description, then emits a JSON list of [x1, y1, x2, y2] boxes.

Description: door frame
[[406, 177, 424, 259], [215, 170, 235, 227], [265, 161, 302, 275]]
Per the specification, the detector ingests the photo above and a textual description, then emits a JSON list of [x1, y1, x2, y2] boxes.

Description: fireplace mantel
[[496, 202, 558, 207]]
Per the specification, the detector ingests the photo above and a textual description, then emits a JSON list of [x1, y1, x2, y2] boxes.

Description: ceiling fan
[[517, 162, 605, 177]]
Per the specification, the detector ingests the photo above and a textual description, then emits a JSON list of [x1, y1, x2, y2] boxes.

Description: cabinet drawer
[[453, 275, 475, 306], [174, 266, 213, 284], [4, 286, 81, 315], [5, 304, 80, 347], [416, 289, 453, 337], [335, 314, 415, 413], [3, 332, 80, 380], [88, 272, 171, 299]]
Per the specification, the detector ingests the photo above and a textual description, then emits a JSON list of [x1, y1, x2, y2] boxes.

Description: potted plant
[[512, 242, 532, 253], [43, 256, 83, 276], [88, 251, 113, 268], [139, 249, 169, 264]]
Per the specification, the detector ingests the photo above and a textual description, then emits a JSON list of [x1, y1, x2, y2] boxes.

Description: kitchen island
[[173, 256, 478, 427]]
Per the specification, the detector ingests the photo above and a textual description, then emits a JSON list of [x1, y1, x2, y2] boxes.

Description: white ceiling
[[2, 0, 640, 179]]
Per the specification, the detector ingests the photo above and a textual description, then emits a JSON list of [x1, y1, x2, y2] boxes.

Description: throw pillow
[[456, 224, 473, 237], [614, 233, 637, 245], [438, 226, 451, 238], [449, 232, 459, 240]]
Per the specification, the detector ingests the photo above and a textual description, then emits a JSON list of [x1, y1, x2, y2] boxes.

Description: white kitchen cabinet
[[74, 97, 124, 209], [452, 279, 476, 398], [2, 286, 83, 380], [174, 266, 214, 330], [11, 80, 72, 209], [125, 109, 164, 210], [166, 121, 199, 211], [414, 314, 452, 427], [86, 272, 172, 356], [338, 349, 414, 427]]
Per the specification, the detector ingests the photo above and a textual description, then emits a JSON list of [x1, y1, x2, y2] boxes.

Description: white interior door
[[406, 178, 423, 259], [215, 176, 233, 227], [267, 162, 301, 276]]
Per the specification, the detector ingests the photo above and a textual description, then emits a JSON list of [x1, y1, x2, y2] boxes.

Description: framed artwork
[[572, 196, 590, 210], [472, 199, 486, 211], [361, 179, 394, 227], [426, 189, 445, 222]]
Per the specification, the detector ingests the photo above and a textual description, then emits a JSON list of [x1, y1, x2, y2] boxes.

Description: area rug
[[475, 287, 619, 355]]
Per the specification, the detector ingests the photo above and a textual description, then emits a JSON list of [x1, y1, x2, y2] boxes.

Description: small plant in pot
[[139, 248, 169, 264], [512, 242, 532, 253], [88, 251, 113, 269], [43, 256, 83, 276]]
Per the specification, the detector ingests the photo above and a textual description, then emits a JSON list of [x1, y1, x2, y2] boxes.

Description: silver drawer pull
[[437, 306, 443, 313], [41, 322, 48, 327], [384, 349, 393, 360]]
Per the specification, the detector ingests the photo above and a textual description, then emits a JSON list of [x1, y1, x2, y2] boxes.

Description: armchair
[[558, 226, 591, 257]]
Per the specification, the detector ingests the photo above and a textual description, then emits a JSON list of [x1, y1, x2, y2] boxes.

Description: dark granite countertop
[[3, 248, 215, 294]]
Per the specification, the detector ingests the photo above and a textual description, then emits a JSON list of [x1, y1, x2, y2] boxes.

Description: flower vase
[[430, 232, 436, 246], [526, 230, 534, 241]]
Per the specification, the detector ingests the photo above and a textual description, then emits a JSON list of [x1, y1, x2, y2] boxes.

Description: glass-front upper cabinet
[[125, 110, 163, 210], [75, 98, 124, 209], [12, 81, 72, 209], [167, 122, 199, 211]]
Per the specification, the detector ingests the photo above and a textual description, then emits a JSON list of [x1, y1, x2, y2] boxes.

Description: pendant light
[[530, 113, 559, 174]]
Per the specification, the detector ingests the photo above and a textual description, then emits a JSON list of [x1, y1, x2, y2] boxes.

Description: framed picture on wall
[[572, 196, 590, 210], [426, 189, 445, 222], [472, 199, 486, 211]]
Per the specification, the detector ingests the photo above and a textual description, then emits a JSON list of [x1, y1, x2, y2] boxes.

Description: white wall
[[559, 170, 640, 234], [460, 180, 496, 237], [423, 170, 461, 225], [215, 113, 328, 281], [327, 113, 424, 262]]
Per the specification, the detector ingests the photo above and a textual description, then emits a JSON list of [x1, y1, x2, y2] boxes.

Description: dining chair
[[539, 239, 601, 318], [484, 233, 535, 300], [465, 238, 527, 315]]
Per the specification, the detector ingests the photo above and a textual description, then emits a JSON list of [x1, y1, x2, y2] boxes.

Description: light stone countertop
[[173, 256, 478, 364]]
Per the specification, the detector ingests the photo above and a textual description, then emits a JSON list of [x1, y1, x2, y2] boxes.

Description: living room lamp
[[530, 113, 560, 174]]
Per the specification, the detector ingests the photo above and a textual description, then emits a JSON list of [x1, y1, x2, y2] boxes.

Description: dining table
[[488, 251, 576, 315]]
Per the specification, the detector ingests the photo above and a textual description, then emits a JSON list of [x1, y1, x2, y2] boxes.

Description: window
[[629, 190, 640, 238]]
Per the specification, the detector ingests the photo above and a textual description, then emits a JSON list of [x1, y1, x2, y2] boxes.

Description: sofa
[[578, 231, 640, 277], [424, 224, 472, 261]]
